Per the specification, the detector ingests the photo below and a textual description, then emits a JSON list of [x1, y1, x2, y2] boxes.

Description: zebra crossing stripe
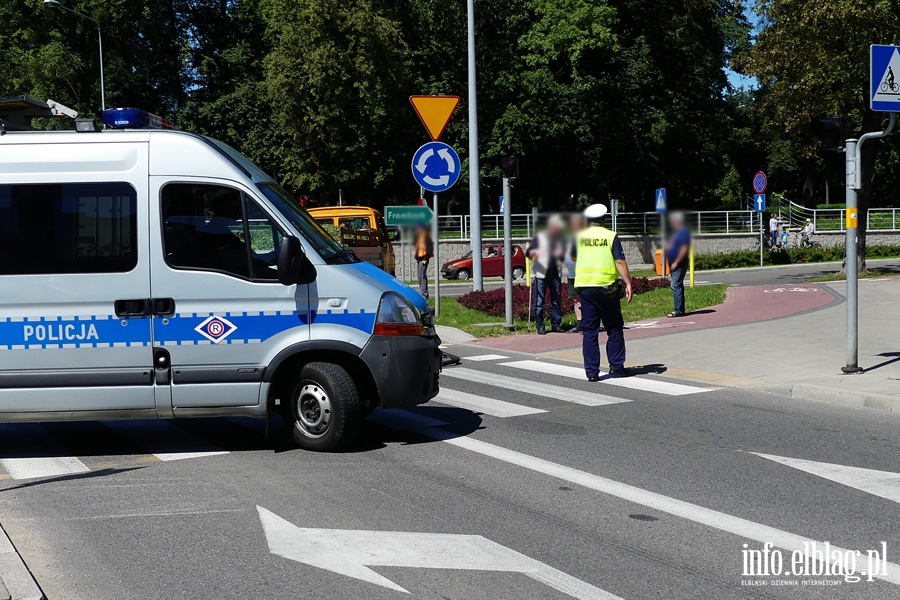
[[0, 456, 90, 480], [101, 420, 228, 462], [442, 368, 630, 407], [498, 360, 708, 396], [435, 388, 547, 418], [461, 354, 509, 362]]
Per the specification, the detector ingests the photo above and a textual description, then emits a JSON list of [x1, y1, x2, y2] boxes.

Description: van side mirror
[[278, 236, 317, 285]]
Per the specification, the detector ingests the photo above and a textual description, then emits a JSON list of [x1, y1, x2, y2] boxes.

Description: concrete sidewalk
[[527, 278, 900, 412]]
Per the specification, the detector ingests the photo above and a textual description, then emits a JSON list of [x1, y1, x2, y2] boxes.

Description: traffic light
[[501, 156, 518, 180], [810, 118, 845, 152]]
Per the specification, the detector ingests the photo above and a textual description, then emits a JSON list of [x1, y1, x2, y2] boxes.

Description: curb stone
[[0, 524, 42, 600], [758, 383, 900, 413]]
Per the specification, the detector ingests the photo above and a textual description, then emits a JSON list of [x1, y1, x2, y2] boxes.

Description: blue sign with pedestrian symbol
[[411, 141, 461, 193], [655, 188, 666, 213], [871, 45, 900, 112], [754, 194, 766, 212]]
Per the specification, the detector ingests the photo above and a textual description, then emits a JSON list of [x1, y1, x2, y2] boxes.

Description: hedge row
[[693, 244, 900, 270], [458, 277, 670, 320]]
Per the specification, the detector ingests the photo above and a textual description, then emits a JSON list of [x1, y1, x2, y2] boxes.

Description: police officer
[[572, 204, 633, 381]]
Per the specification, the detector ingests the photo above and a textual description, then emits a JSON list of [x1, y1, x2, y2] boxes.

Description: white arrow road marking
[[443, 368, 630, 407], [257, 506, 622, 599], [406, 421, 900, 586], [415, 148, 434, 173], [499, 360, 708, 396], [436, 388, 546, 418], [422, 174, 450, 186], [438, 148, 456, 173], [750, 453, 900, 504]]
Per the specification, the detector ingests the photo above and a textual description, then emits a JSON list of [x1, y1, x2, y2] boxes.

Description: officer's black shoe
[[551, 327, 564, 333], [587, 375, 601, 382], [608, 367, 635, 377], [537, 329, 547, 335]]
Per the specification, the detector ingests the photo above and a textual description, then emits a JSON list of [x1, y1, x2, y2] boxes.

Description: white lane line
[[435, 388, 546, 418], [366, 408, 449, 430], [443, 368, 630, 407], [499, 360, 708, 396], [0, 456, 90, 480], [411, 421, 900, 586], [750, 452, 900, 504], [102, 420, 228, 462], [462, 354, 509, 362]]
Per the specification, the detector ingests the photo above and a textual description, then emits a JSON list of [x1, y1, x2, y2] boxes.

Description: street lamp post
[[466, 0, 483, 291], [45, 0, 105, 112]]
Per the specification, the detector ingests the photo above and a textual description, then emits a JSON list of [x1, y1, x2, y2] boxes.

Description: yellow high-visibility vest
[[574, 226, 619, 287]]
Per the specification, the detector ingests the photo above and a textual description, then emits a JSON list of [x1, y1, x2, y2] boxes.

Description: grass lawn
[[805, 269, 896, 283], [431, 284, 728, 337]]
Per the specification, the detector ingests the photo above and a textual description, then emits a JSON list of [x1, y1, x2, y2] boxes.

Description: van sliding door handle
[[115, 299, 151, 317], [152, 298, 176, 316]]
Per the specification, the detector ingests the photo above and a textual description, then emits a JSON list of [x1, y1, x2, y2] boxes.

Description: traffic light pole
[[842, 112, 896, 374], [503, 177, 513, 328]]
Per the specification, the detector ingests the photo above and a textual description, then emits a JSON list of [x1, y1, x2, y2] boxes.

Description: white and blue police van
[[0, 106, 441, 451]]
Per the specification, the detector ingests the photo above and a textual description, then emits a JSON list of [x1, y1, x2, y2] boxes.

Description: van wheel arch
[[265, 345, 380, 422]]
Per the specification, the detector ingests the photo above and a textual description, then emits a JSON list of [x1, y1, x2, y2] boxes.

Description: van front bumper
[[360, 334, 442, 408]]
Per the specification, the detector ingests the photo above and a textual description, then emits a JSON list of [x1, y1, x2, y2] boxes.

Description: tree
[[741, 0, 900, 272], [262, 0, 411, 203]]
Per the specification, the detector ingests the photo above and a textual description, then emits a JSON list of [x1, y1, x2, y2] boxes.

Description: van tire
[[512, 266, 525, 280], [287, 362, 361, 451]]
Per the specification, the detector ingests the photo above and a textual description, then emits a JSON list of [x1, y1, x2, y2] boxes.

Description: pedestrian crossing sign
[[655, 188, 667, 213], [871, 45, 900, 112]]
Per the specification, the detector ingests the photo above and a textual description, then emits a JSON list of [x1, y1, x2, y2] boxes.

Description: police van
[[0, 105, 441, 451]]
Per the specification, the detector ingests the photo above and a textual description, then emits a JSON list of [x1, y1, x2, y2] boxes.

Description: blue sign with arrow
[[655, 188, 667, 213], [754, 194, 766, 212], [412, 141, 461, 193], [871, 45, 900, 112]]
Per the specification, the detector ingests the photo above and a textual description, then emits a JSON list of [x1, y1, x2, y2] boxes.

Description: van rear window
[[0, 182, 137, 275]]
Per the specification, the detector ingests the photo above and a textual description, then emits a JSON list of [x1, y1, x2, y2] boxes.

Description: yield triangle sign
[[873, 47, 900, 105], [410, 96, 460, 141]]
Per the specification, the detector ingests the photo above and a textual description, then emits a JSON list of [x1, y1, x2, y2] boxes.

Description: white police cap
[[583, 204, 608, 219]]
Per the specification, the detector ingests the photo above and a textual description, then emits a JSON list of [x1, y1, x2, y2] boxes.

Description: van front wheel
[[288, 362, 361, 451]]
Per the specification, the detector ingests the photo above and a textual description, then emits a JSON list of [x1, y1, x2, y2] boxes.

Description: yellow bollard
[[689, 245, 695, 288]]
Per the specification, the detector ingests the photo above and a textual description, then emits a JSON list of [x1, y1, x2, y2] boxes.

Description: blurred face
[[569, 215, 584, 231]]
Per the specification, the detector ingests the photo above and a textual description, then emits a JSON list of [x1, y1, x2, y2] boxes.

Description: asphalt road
[[695, 257, 900, 287], [1, 347, 898, 599]]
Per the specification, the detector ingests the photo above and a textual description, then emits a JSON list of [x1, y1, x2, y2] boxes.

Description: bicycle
[[881, 80, 899, 93]]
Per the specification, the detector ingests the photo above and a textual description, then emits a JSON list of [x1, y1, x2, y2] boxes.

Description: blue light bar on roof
[[101, 107, 175, 130]]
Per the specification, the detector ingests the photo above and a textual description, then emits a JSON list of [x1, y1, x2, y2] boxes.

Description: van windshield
[[257, 183, 358, 264]]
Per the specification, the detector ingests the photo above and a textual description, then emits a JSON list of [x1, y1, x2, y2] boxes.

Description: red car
[[441, 244, 526, 280]]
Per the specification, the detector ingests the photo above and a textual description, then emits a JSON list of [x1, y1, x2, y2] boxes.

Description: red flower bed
[[458, 277, 670, 320]]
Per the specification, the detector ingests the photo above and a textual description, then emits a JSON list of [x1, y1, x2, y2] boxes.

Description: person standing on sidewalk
[[666, 212, 691, 318], [769, 213, 779, 247], [572, 204, 633, 380], [527, 214, 566, 334], [565, 213, 585, 333], [414, 224, 433, 299]]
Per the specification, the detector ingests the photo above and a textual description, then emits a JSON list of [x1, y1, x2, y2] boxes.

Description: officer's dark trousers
[[580, 286, 626, 377]]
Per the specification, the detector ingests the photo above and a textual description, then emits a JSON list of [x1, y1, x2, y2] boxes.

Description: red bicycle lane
[[471, 284, 839, 353]]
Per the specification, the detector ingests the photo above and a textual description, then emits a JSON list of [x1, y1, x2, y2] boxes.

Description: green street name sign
[[384, 205, 434, 227]]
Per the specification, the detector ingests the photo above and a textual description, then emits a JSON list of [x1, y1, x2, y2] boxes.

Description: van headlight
[[374, 293, 426, 336]]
